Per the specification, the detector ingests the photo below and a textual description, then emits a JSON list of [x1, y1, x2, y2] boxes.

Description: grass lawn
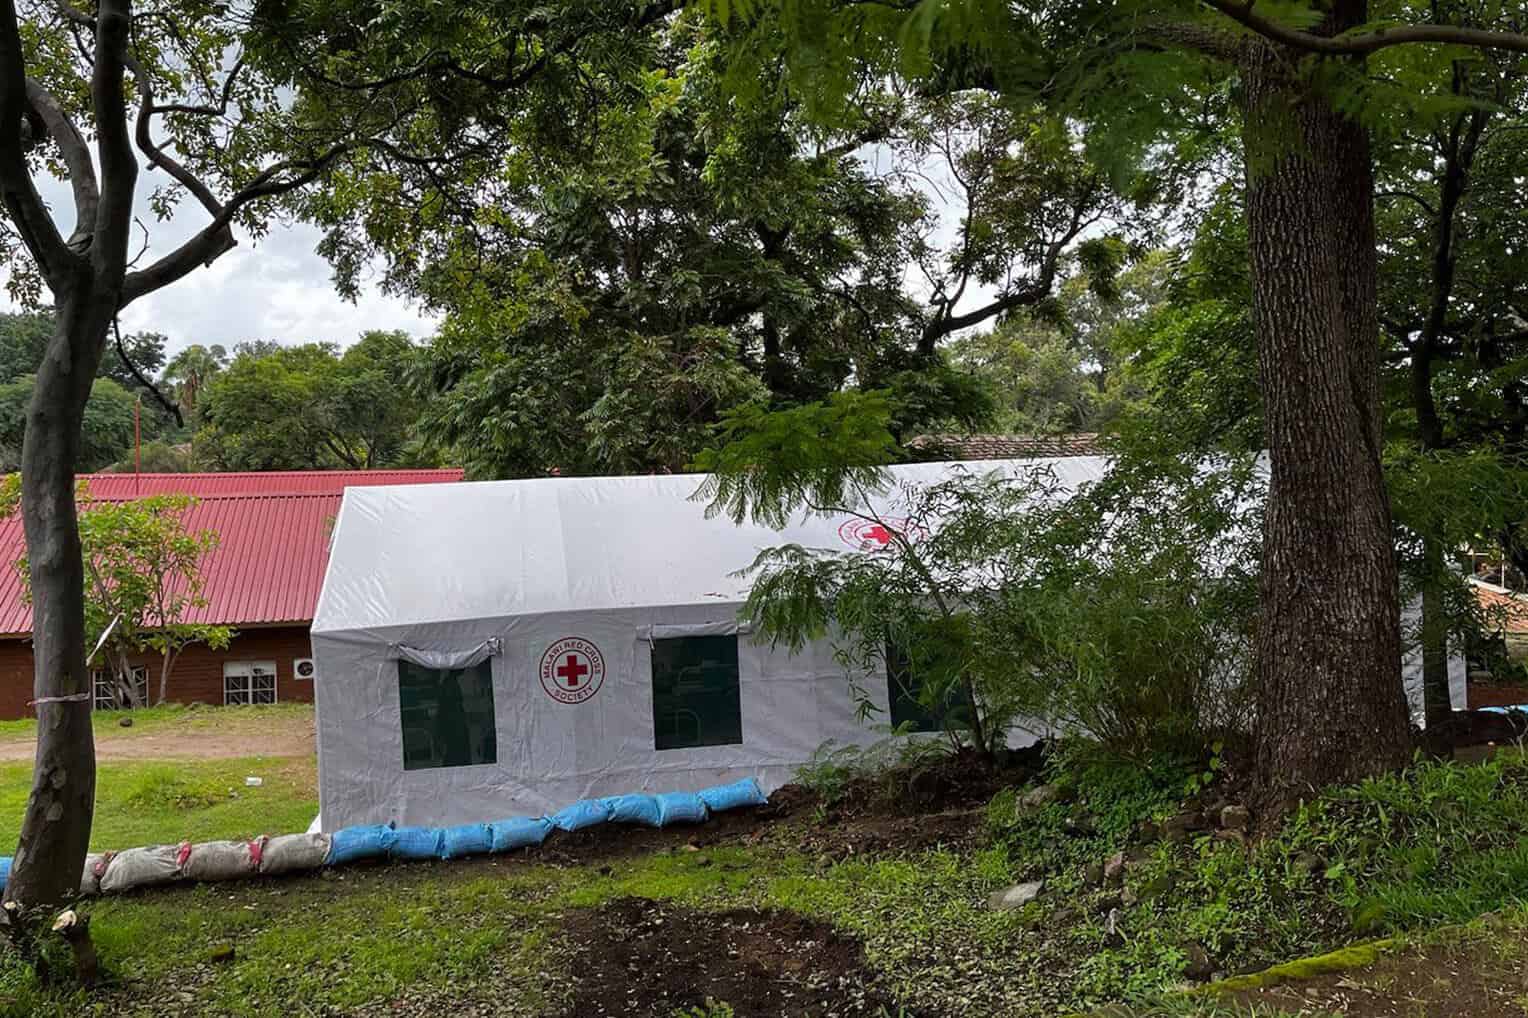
[[5, 722, 1528, 1016], [0, 755, 318, 854], [0, 701, 315, 744]]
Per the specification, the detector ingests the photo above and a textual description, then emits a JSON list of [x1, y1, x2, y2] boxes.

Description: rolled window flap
[[639, 621, 753, 644], [386, 637, 502, 670]]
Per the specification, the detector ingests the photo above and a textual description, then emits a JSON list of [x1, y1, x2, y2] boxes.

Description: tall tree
[[0, 0, 447, 910], [160, 343, 227, 422], [703, 0, 1528, 807]]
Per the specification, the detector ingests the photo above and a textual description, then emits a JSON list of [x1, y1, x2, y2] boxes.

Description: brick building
[[0, 469, 462, 719]]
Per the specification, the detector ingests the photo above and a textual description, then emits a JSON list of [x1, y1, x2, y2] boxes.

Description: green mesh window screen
[[398, 659, 498, 770], [651, 636, 743, 750], [887, 642, 973, 733]]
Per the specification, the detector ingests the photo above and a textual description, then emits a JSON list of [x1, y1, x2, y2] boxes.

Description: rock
[[1020, 783, 1070, 810], [987, 880, 1045, 910], [1182, 942, 1215, 981], [1064, 812, 1098, 836], [1133, 819, 1161, 844], [1079, 861, 1105, 888], [1213, 829, 1247, 847], [907, 768, 945, 809], [208, 943, 236, 964], [1293, 852, 1325, 876], [1103, 851, 1128, 886], [1161, 810, 1207, 842], [1121, 886, 1139, 907], [118, 716, 133, 728], [1219, 804, 1250, 832]]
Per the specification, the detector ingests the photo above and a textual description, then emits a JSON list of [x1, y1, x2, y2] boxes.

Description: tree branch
[[113, 319, 183, 429], [91, 0, 138, 279], [125, 51, 225, 219], [0, 0, 77, 283], [23, 80, 99, 250], [1202, 0, 1528, 56], [121, 142, 361, 304]]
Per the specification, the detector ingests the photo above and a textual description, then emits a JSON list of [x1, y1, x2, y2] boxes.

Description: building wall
[[0, 626, 316, 720]]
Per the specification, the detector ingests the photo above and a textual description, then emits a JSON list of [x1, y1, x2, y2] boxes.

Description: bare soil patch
[[0, 707, 316, 761], [556, 896, 915, 1018]]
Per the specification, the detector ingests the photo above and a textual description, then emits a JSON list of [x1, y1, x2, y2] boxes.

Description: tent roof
[[312, 457, 1111, 634]]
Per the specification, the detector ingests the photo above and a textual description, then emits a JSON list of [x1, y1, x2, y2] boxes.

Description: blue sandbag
[[697, 778, 769, 813], [0, 856, 10, 888], [601, 793, 662, 827], [489, 817, 553, 853], [439, 823, 494, 860], [549, 798, 613, 832], [327, 823, 394, 866], [387, 826, 444, 861], [655, 791, 709, 827]]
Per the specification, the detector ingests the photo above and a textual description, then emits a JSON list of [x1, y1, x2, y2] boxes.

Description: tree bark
[[1241, 32, 1412, 807], [6, 286, 113, 907]]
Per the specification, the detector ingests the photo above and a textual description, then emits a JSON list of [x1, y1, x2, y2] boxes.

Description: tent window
[[887, 643, 971, 733], [651, 636, 742, 750], [398, 659, 497, 771], [224, 661, 277, 706]]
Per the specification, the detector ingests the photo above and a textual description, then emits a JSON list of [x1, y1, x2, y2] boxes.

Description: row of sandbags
[[326, 779, 770, 865], [0, 778, 770, 896]]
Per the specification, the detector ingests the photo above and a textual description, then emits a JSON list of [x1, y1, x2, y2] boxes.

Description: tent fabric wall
[[312, 457, 1465, 832]]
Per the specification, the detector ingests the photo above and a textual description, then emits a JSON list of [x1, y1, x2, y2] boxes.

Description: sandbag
[[99, 845, 181, 893], [488, 817, 553, 853], [261, 833, 332, 875], [655, 791, 709, 827], [327, 823, 393, 865], [386, 826, 443, 861], [697, 778, 769, 813], [439, 823, 493, 859], [549, 798, 612, 832], [601, 793, 662, 827], [78, 852, 109, 896], [180, 839, 258, 882]]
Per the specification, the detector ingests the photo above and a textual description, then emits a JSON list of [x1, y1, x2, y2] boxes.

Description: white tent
[[311, 456, 1464, 832]]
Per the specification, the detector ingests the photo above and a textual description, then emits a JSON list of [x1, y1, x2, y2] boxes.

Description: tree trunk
[[4, 289, 111, 908], [1419, 538, 1452, 728], [1241, 37, 1412, 808]]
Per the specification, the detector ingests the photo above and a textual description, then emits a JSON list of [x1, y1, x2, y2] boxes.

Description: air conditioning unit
[[293, 657, 316, 681]]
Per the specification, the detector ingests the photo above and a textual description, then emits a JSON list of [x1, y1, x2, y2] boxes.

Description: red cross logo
[[837, 518, 921, 551], [556, 653, 590, 688], [540, 638, 605, 704]]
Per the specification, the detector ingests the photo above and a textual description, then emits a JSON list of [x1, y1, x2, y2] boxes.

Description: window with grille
[[92, 665, 148, 711], [651, 636, 743, 750], [398, 659, 497, 770], [223, 661, 278, 705]]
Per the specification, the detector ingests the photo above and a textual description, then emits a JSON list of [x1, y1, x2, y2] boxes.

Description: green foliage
[[693, 391, 900, 527], [196, 332, 432, 470], [0, 375, 139, 473]]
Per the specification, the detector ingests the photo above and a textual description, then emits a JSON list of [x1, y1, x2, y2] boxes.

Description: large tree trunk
[[4, 288, 111, 907], [1241, 35, 1412, 808]]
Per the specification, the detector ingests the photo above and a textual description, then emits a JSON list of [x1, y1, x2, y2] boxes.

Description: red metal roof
[[81, 469, 462, 497], [0, 470, 464, 636]]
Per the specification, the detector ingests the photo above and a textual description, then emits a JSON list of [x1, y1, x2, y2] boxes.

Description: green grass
[[0, 756, 317, 853], [0, 702, 313, 743]]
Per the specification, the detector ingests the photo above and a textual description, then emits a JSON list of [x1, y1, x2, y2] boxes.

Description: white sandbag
[[78, 852, 110, 896], [98, 845, 181, 893], [180, 839, 258, 882], [259, 833, 331, 875]]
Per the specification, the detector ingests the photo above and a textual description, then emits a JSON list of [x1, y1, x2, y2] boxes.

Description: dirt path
[[0, 710, 316, 762]]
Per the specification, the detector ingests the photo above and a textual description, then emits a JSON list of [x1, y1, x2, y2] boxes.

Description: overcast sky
[[1, 175, 441, 358]]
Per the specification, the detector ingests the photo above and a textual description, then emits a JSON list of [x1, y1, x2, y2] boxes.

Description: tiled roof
[[1476, 582, 1528, 634], [908, 433, 1106, 460], [81, 469, 463, 497], [0, 470, 464, 636]]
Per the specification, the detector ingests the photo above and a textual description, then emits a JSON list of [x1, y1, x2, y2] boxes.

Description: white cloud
[[3, 173, 439, 358]]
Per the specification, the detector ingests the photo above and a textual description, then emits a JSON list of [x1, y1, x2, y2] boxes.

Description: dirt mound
[[556, 896, 915, 1018]]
